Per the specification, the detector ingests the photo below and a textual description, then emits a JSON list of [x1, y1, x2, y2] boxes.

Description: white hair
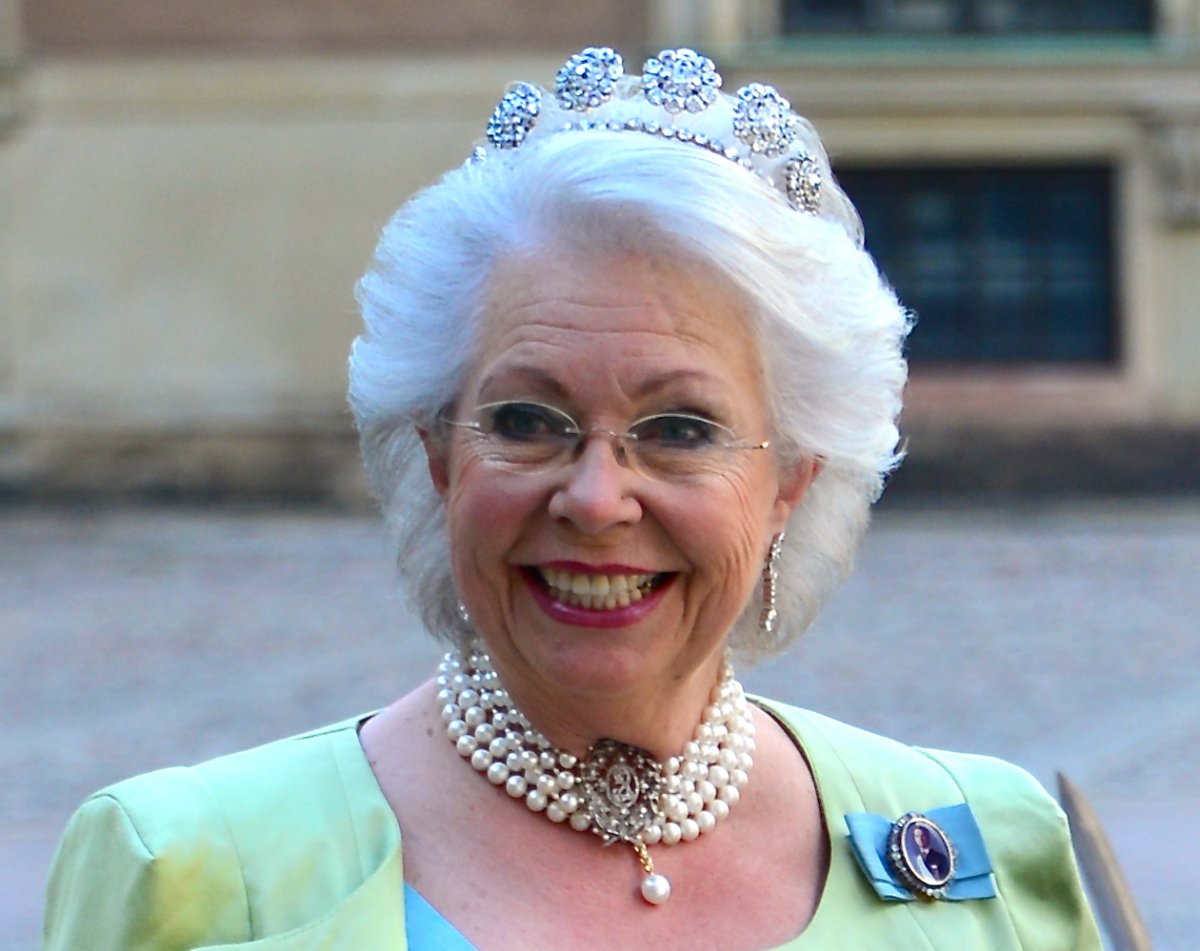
[[350, 100, 910, 660]]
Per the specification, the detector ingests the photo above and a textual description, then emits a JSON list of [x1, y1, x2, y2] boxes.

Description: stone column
[[1146, 110, 1200, 415], [647, 0, 780, 52], [1147, 115, 1200, 226], [0, 0, 22, 137], [1158, 0, 1200, 39]]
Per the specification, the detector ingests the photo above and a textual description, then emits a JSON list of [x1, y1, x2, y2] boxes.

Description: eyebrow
[[477, 364, 719, 402], [477, 365, 569, 402]]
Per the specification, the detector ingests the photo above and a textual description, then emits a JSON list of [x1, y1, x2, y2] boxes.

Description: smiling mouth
[[533, 567, 671, 610]]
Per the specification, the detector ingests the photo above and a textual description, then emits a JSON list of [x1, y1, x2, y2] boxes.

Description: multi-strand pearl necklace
[[437, 646, 756, 904]]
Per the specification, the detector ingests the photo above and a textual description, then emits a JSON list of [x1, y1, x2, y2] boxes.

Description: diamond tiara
[[470, 46, 824, 216]]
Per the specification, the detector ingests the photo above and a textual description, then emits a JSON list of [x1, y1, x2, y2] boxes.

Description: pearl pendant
[[640, 872, 671, 905], [440, 647, 754, 908]]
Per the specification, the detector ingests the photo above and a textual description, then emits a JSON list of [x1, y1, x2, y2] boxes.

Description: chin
[[528, 634, 661, 697]]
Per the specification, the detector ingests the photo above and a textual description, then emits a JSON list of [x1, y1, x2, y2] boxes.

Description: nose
[[547, 432, 643, 534]]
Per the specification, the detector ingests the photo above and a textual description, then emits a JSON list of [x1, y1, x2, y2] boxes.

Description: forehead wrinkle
[[485, 248, 753, 328], [478, 347, 729, 405], [483, 275, 662, 324], [486, 260, 746, 336], [481, 313, 744, 367], [475, 251, 767, 410]]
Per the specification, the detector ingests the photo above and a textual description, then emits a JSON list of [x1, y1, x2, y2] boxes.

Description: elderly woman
[[45, 48, 1100, 949]]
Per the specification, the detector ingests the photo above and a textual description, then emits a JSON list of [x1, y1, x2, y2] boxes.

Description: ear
[[769, 456, 821, 536], [418, 426, 451, 499]]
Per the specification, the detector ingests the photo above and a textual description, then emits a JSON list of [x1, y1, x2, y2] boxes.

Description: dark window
[[784, 0, 1154, 34], [836, 166, 1117, 364]]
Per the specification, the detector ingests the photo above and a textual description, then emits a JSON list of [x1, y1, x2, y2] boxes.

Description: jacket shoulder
[[759, 697, 1052, 804], [756, 699, 1101, 950], [917, 746, 1100, 950], [44, 716, 384, 950], [44, 765, 252, 950]]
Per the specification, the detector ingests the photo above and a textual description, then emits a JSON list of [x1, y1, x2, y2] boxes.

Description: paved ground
[[3, 500, 1198, 949]]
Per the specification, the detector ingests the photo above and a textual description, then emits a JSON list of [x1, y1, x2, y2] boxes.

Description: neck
[[436, 644, 757, 905], [485, 645, 729, 760]]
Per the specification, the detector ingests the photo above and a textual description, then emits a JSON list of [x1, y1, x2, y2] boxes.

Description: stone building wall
[[2, 1, 1198, 501], [20, 1, 647, 54]]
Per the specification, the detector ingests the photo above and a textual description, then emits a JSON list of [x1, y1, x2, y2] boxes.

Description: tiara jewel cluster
[[734, 83, 798, 157], [556, 46, 623, 111], [642, 48, 721, 114], [486, 82, 542, 150], [480, 46, 823, 215]]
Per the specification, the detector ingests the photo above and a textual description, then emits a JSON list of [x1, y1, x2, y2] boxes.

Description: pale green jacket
[[44, 701, 1102, 949]]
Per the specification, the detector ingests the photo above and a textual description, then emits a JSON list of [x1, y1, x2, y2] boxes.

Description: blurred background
[[2, 1, 1198, 949]]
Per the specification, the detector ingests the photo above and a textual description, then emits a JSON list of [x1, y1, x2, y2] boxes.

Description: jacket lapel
[[197, 849, 409, 950]]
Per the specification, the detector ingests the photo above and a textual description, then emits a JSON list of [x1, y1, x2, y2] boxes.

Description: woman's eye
[[634, 414, 720, 448], [486, 403, 570, 441]]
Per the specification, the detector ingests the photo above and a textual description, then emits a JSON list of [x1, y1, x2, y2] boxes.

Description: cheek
[[677, 469, 776, 583], [443, 457, 542, 566]]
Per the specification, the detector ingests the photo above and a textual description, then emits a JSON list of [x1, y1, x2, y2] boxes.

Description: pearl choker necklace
[[437, 646, 756, 905]]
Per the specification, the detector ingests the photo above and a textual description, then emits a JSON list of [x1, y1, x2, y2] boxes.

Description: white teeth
[[537, 567, 658, 610]]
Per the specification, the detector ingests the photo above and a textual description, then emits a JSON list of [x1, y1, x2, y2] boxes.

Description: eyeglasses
[[440, 400, 770, 480]]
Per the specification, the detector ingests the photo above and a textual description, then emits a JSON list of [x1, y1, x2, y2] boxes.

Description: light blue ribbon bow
[[844, 803, 997, 902]]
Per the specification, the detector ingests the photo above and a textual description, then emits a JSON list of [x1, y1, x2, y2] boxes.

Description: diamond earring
[[759, 533, 784, 638]]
